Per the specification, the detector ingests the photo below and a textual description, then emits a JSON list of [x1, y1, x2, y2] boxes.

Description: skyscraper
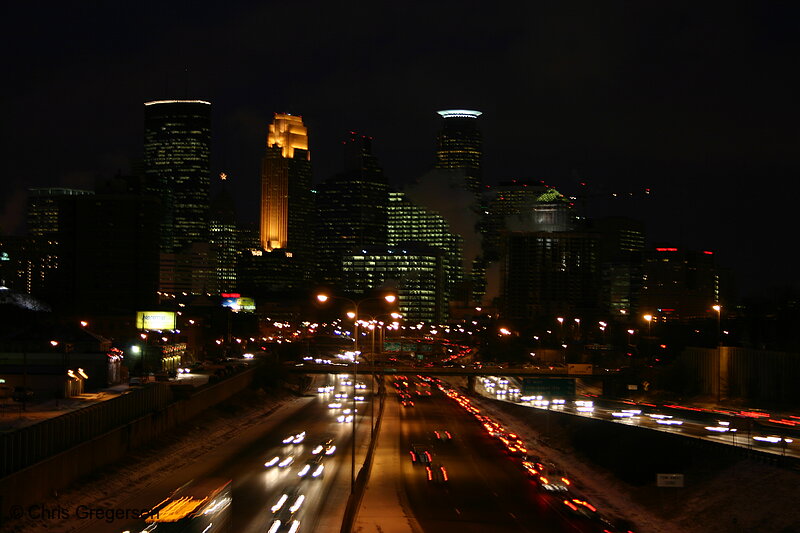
[[25, 188, 93, 307], [341, 245, 446, 323], [387, 190, 464, 312], [502, 231, 601, 321], [483, 180, 549, 261], [316, 132, 389, 286], [143, 99, 211, 254], [254, 113, 313, 290], [435, 109, 483, 195], [209, 173, 238, 293], [260, 113, 312, 252]]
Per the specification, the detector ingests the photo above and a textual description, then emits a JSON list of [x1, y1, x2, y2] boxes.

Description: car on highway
[[561, 497, 599, 520], [264, 454, 295, 468], [297, 455, 325, 479], [433, 430, 453, 442], [282, 431, 306, 444], [311, 438, 336, 456], [426, 464, 449, 483], [409, 445, 432, 465], [268, 489, 304, 533]]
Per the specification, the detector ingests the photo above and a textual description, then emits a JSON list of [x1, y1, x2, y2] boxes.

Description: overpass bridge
[[286, 362, 626, 396], [288, 362, 615, 379]]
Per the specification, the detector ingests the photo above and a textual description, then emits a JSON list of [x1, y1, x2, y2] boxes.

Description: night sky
[[2, 2, 799, 300]]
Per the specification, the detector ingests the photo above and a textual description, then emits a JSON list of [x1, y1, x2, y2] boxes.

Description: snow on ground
[[453, 378, 800, 533], [0, 386, 304, 533]]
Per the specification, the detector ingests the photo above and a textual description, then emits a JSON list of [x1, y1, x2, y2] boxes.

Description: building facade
[[341, 245, 446, 323], [639, 246, 719, 320], [316, 133, 389, 286], [257, 113, 314, 289], [387, 191, 463, 308], [502, 231, 601, 321], [435, 109, 483, 195], [143, 100, 212, 254]]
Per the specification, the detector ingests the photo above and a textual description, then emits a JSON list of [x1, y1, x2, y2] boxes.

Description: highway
[[389, 376, 619, 533], [98, 373, 374, 533], [475, 375, 800, 461]]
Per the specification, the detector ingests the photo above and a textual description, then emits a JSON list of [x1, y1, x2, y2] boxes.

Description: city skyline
[[2, 2, 800, 299]]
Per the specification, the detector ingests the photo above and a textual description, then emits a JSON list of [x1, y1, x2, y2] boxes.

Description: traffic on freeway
[[113, 372, 374, 533], [390, 374, 636, 533], [475, 375, 799, 460]]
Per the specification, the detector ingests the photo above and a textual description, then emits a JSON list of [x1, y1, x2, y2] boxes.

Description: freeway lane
[[476, 375, 800, 461], [393, 378, 604, 533], [96, 374, 375, 533]]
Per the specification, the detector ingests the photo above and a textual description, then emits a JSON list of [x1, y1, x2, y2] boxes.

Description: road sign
[[521, 378, 575, 397], [657, 473, 684, 487]]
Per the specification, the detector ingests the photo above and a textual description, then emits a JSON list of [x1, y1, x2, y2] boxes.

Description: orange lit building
[[260, 113, 311, 251], [253, 113, 314, 291]]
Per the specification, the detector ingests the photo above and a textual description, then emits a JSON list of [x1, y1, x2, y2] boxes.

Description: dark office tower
[[639, 246, 720, 320], [143, 99, 211, 254], [26, 188, 93, 307], [435, 109, 483, 195], [27, 188, 93, 237], [316, 132, 389, 286], [502, 231, 600, 321], [595, 216, 646, 317], [209, 173, 238, 293], [483, 180, 549, 261], [255, 113, 313, 290], [71, 188, 160, 314]]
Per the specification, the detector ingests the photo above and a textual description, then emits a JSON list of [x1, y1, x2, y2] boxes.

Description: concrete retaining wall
[[0, 368, 254, 513]]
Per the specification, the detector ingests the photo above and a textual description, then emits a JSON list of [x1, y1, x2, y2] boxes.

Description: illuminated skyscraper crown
[[267, 113, 309, 159]]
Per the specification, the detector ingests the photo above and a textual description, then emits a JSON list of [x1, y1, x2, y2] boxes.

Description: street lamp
[[643, 314, 653, 336], [713, 304, 722, 403], [556, 317, 564, 343], [316, 291, 397, 493]]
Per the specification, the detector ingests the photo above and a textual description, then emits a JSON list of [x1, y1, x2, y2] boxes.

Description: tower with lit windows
[[209, 173, 238, 292], [387, 191, 463, 301], [435, 109, 483, 195], [143, 99, 211, 254]]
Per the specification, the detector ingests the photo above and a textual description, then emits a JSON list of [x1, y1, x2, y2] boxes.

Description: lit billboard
[[221, 296, 256, 313], [136, 311, 177, 330]]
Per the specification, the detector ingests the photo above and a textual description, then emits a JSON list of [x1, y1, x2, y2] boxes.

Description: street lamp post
[[716, 307, 722, 402], [316, 292, 397, 493], [643, 314, 653, 337]]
